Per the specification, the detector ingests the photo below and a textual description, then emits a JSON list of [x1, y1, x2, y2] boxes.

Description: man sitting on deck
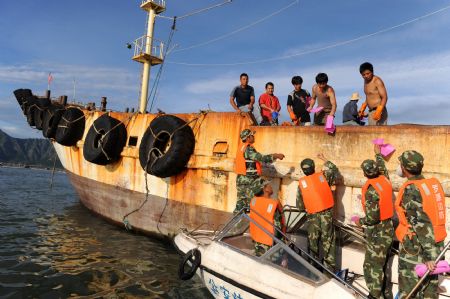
[[249, 179, 286, 256]]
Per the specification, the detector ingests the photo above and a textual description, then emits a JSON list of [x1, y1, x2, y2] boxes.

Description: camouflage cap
[[300, 158, 315, 171], [240, 129, 255, 141], [360, 159, 378, 177], [398, 150, 424, 173], [253, 178, 271, 194]]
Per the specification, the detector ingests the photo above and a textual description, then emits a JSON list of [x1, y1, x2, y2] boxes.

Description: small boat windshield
[[215, 212, 326, 285]]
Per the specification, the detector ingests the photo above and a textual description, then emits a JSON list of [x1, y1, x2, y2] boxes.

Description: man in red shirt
[[259, 82, 281, 125]]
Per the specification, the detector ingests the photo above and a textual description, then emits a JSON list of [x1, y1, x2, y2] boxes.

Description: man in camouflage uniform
[[354, 145, 394, 299], [296, 153, 338, 271], [252, 178, 285, 257], [396, 150, 443, 299], [235, 129, 285, 212]]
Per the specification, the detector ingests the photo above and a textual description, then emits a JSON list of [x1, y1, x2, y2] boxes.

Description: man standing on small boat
[[296, 153, 339, 271], [249, 179, 285, 256], [308, 73, 337, 126], [395, 150, 446, 299], [234, 129, 285, 212], [353, 144, 394, 299], [358, 62, 388, 125]]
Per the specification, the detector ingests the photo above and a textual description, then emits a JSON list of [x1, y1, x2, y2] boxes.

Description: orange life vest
[[298, 172, 334, 214], [395, 178, 447, 243], [361, 176, 394, 221], [249, 196, 285, 246], [235, 143, 262, 176]]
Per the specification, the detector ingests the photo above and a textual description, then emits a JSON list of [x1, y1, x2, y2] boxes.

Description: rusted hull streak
[[67, 171, 232, 236], [53, 111, 450, 236]]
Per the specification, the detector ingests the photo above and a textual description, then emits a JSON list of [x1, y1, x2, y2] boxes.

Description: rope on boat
[[121, 112, 206, 231], [58, 112, 86, 129], [49, 140, 58, 191], [91, 112, 137, 161], [148, 16, 177, 112]]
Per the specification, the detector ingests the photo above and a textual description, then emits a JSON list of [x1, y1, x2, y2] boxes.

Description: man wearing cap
[[395, 150, 446, 298], [249, 178, 285, 256], [354, 144, 394, 299], [342, 92, 365, 126], [234, 129, 285, 212], [296, 153, 339, 270]]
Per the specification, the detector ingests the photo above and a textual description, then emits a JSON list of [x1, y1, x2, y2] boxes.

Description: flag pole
[[47, 72, 53, 91]]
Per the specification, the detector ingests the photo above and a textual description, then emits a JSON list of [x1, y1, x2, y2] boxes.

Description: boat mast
[[132, 0, 166, 113]]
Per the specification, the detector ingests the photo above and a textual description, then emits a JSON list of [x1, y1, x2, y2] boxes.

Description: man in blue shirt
[[230, 73, 255, 112], [342, 92, 365, 125]]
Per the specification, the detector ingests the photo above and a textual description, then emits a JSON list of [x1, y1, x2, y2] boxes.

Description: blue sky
[[1, 0, 450, 138]]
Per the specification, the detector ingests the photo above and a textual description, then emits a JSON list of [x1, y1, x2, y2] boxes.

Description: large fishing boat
[[12, 0, 450, 239]]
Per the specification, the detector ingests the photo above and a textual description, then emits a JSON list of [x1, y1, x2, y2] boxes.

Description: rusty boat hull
[[51, 109, 450, 237]]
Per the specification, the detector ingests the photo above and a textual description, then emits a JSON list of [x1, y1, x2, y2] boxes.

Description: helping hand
[[273, 153, 285, 161], [374, 144, 381, 155], [425, 261, 437, 272], [372, 106, 383, 121], [358, 102, 367, 118]]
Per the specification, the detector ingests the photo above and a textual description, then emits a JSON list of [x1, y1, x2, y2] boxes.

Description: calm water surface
[[0, 167, 209, 298]]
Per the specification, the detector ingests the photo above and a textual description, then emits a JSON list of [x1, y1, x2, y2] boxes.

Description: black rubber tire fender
[[178, 249, 201, 281], [33, 106, 45, 130], [83, 114, 127, 165], [139, 115, 195, 178], [42, 105, 66, 139], [55, 107, 86, 146], [35, 96, 51, 108], [13, 89, 32, 114], [26, 102, 37, 127]]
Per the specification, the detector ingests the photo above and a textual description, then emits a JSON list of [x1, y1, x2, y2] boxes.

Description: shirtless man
[[309, 73, 337, 126], [358, 62, 388, 125]]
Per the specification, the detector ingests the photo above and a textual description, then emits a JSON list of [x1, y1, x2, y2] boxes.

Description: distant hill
[[0, 129, 62, 168]]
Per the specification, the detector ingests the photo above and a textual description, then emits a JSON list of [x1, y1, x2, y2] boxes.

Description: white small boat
[[174, 208, 450, 299]]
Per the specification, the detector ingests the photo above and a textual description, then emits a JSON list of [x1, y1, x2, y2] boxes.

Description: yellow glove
[[358, 102, 367, 118], [372, 106, 384, 121]]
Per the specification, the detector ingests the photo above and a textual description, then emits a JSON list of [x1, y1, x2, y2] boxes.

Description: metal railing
[[141, 0, 165, 8], [133, 36, 164, 61]]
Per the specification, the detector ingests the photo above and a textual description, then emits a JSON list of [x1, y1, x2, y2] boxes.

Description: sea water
[[0, 167, 209, 298]]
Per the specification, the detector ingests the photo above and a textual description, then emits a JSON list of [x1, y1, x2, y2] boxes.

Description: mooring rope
[[121, 112, 206, 231]]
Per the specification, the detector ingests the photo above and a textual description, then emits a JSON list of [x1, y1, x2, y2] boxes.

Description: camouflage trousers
[[235, 174, 261, 213], [363, 219, 394, 299], [254, 212, 283, 257], [307, 208, 336, 271], [398, 237, 443, 299]]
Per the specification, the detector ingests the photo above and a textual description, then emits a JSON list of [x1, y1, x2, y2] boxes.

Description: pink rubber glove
[[415, 260, 450, 277], [351, 215, 360, 223]]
